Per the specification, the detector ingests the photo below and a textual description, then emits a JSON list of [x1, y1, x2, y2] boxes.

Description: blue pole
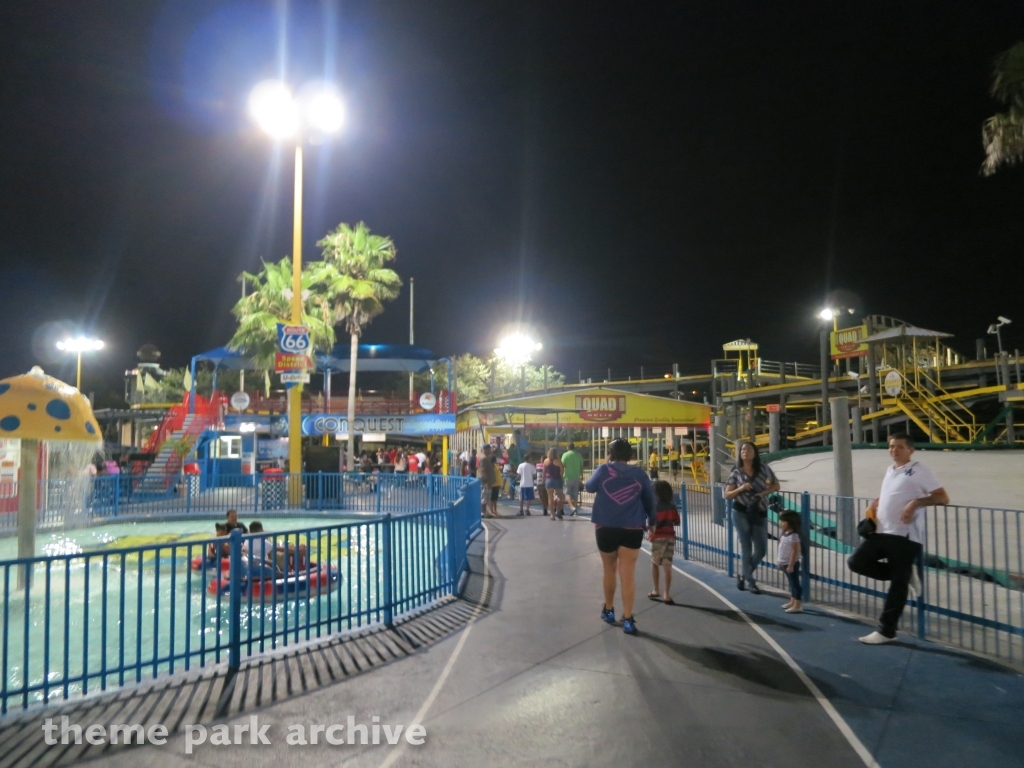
[[113, 476, 120, 518], [227, 529, 242, 670], [446, 501, 458, 590], [800, 492, 811, 600], [917, 515, 927, 639], [680, 485, 689, 560], [724, 486, 734, 577], [189, 357, 197, 414], [382, 514, 393, 628], [376, 478, 382, 516]]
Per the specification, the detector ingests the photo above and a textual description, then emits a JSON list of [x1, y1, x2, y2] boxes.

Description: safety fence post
[[917, 510, 928, 640], [376, 478, 383, 516], [679, 485, 690, 560], [800, 492, 812, 601], [382, 514, 394, 628], [113, 476, 120, 518], [446, 501, 458, 592], [317, 472, 324, 510], [724, 485, 734, 577], [227, 528, 242, 670], [184, 475, 191, 516]]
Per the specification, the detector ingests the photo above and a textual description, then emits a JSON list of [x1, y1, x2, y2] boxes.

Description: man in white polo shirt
[[848, 433, 949, 644]]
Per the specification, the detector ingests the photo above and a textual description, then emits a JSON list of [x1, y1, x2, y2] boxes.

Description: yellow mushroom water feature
[[0, 367, 101, 584]]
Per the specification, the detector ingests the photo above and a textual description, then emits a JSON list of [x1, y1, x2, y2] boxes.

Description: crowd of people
[[470, 431, 948, 646], [354, 445, 442, 475]]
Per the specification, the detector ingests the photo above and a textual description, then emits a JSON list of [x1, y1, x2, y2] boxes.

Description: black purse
[[857, 517, 877, 538]]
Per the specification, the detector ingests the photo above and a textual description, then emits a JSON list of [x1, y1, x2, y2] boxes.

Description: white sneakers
[[859, 631, 896, 645]]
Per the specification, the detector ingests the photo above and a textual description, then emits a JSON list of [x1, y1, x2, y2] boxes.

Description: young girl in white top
[[777, 511, 803, 613]]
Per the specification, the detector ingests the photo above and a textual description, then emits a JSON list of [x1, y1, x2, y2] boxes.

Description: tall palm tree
[[316, 222, 402, 468], [982, 42, 1024, 176], [228, 256, 336, 369]]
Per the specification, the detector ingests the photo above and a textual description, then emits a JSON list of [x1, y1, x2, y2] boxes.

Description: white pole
[[239, 278, 245, 393], [408, 277, 415, 406]]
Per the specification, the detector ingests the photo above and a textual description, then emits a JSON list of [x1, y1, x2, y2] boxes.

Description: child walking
[[778, 511, 803, 613], [648, 481, 681, 604]]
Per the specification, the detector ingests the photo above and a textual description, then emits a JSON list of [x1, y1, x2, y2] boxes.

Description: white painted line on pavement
[[644, 549, 882, 768], [376, 522, 491, 768]]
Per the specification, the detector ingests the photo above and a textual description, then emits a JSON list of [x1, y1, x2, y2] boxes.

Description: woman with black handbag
[[724, 441, 780, 594]]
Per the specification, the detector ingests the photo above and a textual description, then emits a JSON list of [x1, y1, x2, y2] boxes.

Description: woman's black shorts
[[595, 527, 645, 553], [490, 486, 500, 501]]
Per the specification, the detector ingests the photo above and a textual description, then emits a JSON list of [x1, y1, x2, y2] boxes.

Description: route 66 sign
[[277, 324, 310, 353]]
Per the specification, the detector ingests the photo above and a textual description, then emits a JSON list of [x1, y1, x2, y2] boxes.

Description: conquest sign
[[301, 413, 456, 437], [575, 395, 627, 422]]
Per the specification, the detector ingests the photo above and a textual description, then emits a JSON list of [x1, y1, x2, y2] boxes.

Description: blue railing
[[677, 483, 1024, 667], [0, 473, 473, 530], [0, 476, 481, 712]]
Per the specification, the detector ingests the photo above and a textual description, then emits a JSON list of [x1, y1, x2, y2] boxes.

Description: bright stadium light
[[303, 83, 345, 134], [495, 333, 542, 366], [818, 308, 835, 322], [247, 77, 346, 476], [249, 80, 300, 139], [56, 337, 105, 389]]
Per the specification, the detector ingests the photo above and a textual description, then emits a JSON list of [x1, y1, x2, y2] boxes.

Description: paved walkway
[[11, 502, 1024, 768]]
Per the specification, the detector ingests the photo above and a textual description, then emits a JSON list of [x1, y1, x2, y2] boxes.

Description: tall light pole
[[988, 316, 1011, 356], [818, 309, 834, 443], [56, 337, 105, 390], [249, 80, 345, 477]]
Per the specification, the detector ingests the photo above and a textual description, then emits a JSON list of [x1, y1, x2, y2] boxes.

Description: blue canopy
[[317, 344, 440, 374], [191, 346, 261, 371]]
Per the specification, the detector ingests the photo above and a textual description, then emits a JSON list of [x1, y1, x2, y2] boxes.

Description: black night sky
[[1, 1, 1023, 401]]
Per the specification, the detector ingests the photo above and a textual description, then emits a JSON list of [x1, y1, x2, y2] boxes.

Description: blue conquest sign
[[301, 413, 456, 436]]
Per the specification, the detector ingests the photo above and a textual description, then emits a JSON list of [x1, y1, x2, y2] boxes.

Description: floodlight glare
[[249, 80, 300, 139], [56, 338, 104, 353], [998, 316, 1012, 325], [495, 333, 543, 366], [304, 85, 345, 134], [818, 308, 835, 321], [56, 337, 104, 389]]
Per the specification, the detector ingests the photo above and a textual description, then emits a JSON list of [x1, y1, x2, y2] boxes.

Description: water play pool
[[0, 511, 456, 710]]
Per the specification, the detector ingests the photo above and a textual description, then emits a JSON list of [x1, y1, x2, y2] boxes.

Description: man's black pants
[[847, 533, 922, 638]]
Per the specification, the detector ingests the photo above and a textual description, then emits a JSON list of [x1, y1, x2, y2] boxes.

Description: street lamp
[[495, 333, 542, 394], [249, 79, 345, 474], [988, 316, 1011, 355], [56, 337, 104, 390]]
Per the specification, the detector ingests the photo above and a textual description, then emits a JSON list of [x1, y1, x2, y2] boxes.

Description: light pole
[[56, 337, 105, 390], [988, 316, 1011, 356], [249, 80, 345, 476]]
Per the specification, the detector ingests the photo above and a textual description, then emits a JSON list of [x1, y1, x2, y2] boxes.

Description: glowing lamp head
[[57, 338, 104, 353], [495, 334, 542, 366], [818, 308, 835, 322], [303, 84, 345, 134], [249, 80, 300, 139]]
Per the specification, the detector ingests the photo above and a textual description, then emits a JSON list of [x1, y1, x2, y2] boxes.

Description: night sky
[[2, 1, 1023, 402]]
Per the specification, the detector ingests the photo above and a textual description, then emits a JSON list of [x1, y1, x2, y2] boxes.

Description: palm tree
[[316, 222, 402, 468], [982, 42, 1024, 176], [228, 256, 336, 369]]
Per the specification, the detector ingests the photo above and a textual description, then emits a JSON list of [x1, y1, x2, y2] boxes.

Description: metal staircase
[[136, 415, 198, 494]]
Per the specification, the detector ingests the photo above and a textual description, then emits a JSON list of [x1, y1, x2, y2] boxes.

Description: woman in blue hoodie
[[585, 438, 656, 635]]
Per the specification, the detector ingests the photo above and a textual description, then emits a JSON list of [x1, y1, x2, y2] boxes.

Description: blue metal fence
[[0, 475, 480, 712], [678, 483, 1024, 667], [0, 473, 472, 529]]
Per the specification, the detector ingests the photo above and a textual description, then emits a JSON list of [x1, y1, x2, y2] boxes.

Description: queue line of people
[[474, 431, 949, 647]]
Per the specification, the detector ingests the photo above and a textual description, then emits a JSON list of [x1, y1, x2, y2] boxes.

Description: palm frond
[[982, 109, 1024, 176]]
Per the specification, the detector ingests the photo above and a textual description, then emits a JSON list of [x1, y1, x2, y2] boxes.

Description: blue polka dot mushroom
[[0, 367, 102, 572]]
